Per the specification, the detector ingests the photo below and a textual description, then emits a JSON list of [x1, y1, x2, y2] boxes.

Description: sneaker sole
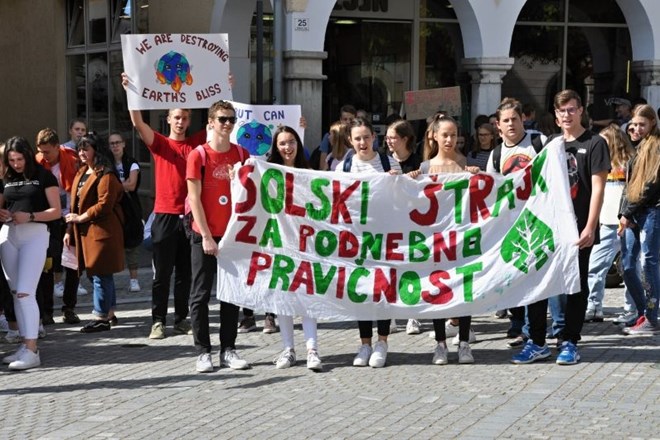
[[556, 355, 580, 365], [237, 327, 257, 333], [149, 333, 165, 339], [262, 328, 278, 334], [510, 353, 551, 364], [307, 364, 323, 371]]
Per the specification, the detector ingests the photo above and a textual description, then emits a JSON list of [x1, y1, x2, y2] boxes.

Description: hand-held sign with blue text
[[121, 33, 232, 110]]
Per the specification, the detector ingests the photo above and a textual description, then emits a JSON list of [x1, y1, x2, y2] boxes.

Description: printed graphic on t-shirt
[[565, 150, 579, 199], [502, 154, 533, 175]]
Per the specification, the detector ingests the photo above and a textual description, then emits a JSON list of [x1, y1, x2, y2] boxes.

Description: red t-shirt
[[148, 130, 207, 214], [185, 142, 249, 237]]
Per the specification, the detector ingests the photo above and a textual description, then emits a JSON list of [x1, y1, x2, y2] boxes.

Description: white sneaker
[[389, 319, 399, 334], [369, 341, 388, 368], [458, 341, 474, 364], [38, 324, 46, 339], [428, 320, 459, 339], [274, 349, 296, 369], [353, 344, 372, 367], [54, 281, 64, 298], [432, 343, 448, 365], [445, 321, 459, 338], [451, 328, 477, 346], [307, 350, 323, 371], [77, 285, 88, 296], [0, 314, 9, 333], [129, 279, 141, 292], [5, 329, 21, 344], [406, 319, 421, 335], [196, 353, 214, 373], [220, 349, 250, 370], [8, 348, 41, 370], [2, 344, 26, 364]]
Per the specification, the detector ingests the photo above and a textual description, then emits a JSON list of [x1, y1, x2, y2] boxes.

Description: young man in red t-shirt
[[187, 100, 250, 372], [122, 73, 206, 339]]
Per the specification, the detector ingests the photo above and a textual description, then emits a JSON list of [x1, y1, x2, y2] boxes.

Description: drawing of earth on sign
[[155, 51, 193, 93], [236, 120, 273, 156]]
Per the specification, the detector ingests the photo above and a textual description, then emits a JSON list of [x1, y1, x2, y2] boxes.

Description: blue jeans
[[587, 224, 637, 313], [621, 207, 660, 325], [548, 294, 566, 337], [92, 274, 116, 319]]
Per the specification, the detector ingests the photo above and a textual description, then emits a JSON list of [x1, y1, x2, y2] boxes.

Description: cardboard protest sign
[[404, 86, 461, 120], [216, 137, 580, 321], [229, 102, 303, 156], [121, 33, 232, 110]]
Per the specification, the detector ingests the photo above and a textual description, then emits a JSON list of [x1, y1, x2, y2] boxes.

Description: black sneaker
[[109, 316, 118, 327], [80, 320, 110, 333], [62, 309, 81, 325], [42, 315, 55, 326]]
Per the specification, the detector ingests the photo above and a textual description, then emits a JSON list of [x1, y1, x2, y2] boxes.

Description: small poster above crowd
[[229, 102, 303, 157], [121, 33, 233, 110]]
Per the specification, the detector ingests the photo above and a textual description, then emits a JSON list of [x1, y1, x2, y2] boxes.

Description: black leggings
[[432, 317, 471, 342], [357, 320, 390, 339]]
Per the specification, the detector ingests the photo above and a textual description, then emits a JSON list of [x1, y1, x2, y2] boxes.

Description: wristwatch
[[29, 212, 35, 222]]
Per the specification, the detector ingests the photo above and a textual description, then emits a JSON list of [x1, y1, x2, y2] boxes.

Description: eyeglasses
[[555, 107, 579, 116], [217, 116, 237, 124], [109, 141, 124, 146]]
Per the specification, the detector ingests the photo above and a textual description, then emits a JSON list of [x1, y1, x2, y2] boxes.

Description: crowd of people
[[0, 79, 658, 372]]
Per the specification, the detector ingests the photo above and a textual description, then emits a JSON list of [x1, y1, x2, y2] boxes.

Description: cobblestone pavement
[[1, 264, 658, 439]]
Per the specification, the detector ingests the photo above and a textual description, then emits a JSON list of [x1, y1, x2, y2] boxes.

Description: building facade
[[2, 0, 659, 210]]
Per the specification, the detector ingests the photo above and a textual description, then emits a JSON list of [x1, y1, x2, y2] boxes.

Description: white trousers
[[278, 315, 318, 351], [0, 222, 49, 340]]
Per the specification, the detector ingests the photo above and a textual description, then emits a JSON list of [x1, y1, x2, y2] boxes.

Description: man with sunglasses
[[187, 100, 251, 372], [121, 72, 206, 340]]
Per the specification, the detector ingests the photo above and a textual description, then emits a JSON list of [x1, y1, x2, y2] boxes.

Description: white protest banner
[[216, 137, 580, 321], [121, 33, 232, 110], [229, 102, 303, 156]]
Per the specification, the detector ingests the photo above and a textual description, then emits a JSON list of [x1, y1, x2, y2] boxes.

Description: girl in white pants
[[267, 126, 323, 371], [0, 136, 61, 371]]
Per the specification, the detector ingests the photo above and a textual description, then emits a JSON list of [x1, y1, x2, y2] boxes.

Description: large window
[[65, 0, 149, 161], [503, 0, 634, 122]]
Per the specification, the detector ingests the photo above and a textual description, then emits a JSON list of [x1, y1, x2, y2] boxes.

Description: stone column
[[462, 57, 515, 123], [283, 50, 327, 151], [632, 60, 660, 111]]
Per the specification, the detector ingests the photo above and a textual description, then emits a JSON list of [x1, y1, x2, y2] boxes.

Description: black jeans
[[358, 320, 390, 339], [151, 214, 191, 325], [528, 246, 592, 346], [432, 317, 471, 342], [189, 233, 239, 353]]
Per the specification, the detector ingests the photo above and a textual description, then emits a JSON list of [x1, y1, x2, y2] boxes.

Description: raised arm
[[122, 72, 155, 147]]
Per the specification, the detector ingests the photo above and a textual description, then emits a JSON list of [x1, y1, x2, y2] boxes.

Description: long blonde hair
[[328, 121, 349, 160], [599, 124, 634, 170], [626, 104, 660, 203]]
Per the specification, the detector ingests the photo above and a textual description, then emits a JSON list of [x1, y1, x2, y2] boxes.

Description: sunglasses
[[217, 116, 237, 124]]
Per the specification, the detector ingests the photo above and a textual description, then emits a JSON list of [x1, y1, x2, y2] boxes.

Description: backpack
[[342, 150, 391, 173], [183, 144, 247, 238], [492, 133, 544, 173], [119, 191, 144, 248]]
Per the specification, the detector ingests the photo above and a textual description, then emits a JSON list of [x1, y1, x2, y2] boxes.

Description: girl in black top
[[0, 137, 61, 370]]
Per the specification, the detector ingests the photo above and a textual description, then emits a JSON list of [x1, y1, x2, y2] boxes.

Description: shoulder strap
[[492, 144, 503, 173], [420, 160, 430, 174], [233, 144, 247, 164], [378, 152, 391, 172], [531, 133, 544, 153], [343, 150, 355, 172]]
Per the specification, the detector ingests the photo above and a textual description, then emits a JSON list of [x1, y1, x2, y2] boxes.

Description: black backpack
[[492, 133, 544, 173], [342, 150, 391, 172]]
